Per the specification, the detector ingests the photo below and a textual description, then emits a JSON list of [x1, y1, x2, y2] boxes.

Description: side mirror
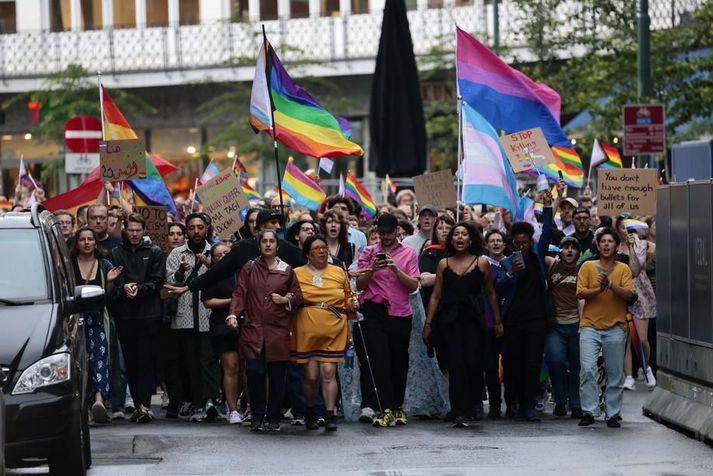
[[68, 285, 105, 315]]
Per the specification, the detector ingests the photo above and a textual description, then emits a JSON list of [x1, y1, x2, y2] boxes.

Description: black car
[[1, 204, 104, 475]]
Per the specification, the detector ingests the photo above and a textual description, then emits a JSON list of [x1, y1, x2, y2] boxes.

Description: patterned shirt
[[166, 242, 212, 332]]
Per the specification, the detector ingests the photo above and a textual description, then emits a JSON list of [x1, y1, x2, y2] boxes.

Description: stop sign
[[64, 115, 103, 153]]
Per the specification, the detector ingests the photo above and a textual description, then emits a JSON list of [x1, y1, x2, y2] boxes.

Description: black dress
[[202, 275, 239, 356], [433, 257, 487, 418]]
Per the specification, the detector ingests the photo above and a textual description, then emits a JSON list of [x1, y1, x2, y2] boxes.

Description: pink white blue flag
[[199, 161, 220, 185]]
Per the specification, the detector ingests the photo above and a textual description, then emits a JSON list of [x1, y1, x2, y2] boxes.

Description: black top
[[437, 257, 484, 324], [108, 240, 166, 320], [418, 246, 447, 309], [202, 276, 237, 336], [572, 230, 595, 256], [505, 252, 547, 329], [71, 259, 102, 287]]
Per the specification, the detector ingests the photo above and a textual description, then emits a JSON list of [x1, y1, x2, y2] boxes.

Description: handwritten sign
[[196, 168, 249, 240], [135, 206, 169, 253], [597, 168, 657, 216], [498, 127, 555, 173], [413, 169, 457, 209], [100, 139, 146, 181]]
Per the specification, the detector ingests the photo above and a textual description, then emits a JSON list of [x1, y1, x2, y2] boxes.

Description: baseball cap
[[573, 206, 591, 217], [418, 204, 438, 216], [560, 197, 579, 209], [560, 236, 581, 251], [376, 213, 398, 232], [256, 210, 282, 228]]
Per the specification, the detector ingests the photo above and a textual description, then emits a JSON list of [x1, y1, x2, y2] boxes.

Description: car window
[[48, 226, 73, 299], [0, 229, 48, 301]]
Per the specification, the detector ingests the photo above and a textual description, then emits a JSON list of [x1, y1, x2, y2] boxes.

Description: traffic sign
[[65, 153, 100, 174], [623, 104, 666, 156], [64, 115, 102, 153]]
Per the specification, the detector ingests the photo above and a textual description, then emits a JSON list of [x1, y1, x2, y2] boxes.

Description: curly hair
[[510, 220, 535, 239], [445, 221, 484, 256]]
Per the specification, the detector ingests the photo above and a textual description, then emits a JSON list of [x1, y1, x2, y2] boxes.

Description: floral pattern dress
[[629, 239, 656, 320]]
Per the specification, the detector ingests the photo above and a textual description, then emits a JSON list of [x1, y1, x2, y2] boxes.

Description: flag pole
[[456, 97, 463, 222], [97, 71, 111, 204], [262, 25, 285, 222]]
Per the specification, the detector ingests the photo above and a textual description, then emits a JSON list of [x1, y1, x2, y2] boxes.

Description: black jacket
[[189, 237, 304, 292], [108, 239, 166, 320]]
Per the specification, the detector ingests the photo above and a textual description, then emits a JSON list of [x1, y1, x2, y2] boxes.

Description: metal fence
[[0, 0, 705, 81]]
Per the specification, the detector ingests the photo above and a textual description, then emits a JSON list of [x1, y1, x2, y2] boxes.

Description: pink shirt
[[357, 242, 420, 317]]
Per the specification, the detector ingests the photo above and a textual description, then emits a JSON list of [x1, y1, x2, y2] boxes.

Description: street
[[8, 385, 713, 476]]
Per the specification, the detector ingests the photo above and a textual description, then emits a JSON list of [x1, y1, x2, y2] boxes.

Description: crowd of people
[[2, 177, 658, 431]]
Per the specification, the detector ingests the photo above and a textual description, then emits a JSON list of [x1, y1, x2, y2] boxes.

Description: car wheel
[[48, 405, 87, 476]]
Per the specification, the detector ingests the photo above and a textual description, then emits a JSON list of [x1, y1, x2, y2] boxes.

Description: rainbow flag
[[233, 157, 249, 183], [199, 160, 220, 185], [282, 160, 326, 211], [386, 174, 397, 196], [592, 139, 623, 169], [249, 37, 364, 158], [345, 173, 376, 218], [540, 146, 585, 188], [242, 182, 262, 204], [101, 85, 136, 140]]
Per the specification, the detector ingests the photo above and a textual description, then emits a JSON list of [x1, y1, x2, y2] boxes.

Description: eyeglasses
[[574, 216, 590, 221], [310, 245, 329, 253]]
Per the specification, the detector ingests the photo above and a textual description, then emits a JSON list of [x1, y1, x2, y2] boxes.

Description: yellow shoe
[[394, 407, 407, 426], [372, 409, 396, 427]]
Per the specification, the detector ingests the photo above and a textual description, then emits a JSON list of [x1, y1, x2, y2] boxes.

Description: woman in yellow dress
[[291, 235, 359, 432]]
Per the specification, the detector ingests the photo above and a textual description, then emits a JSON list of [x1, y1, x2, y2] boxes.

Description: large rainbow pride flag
[[249, 37, 364, 158]]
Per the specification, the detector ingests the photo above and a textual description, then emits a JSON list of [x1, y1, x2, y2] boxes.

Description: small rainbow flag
[[386, 174, 397, 196], [592, 139, 623, 169], [101, 85, 136, 140], [242, 182, 262, 204], [543, 146, 585, 188], [282, 159, 326, 211], [345, 172, 377, 218]]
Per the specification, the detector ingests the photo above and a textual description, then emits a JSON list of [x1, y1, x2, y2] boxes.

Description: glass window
[[290, 0, 309, 18], [0, 1, 16, 34], [230, 0, 249, 21], [427, 0, 443, 8], [49, 0, 72, 32], [260, 0, 277, 20], [147, 0, 169, 27], [80, 0, 102, 30], [0, 230, 48, 302], [179, 0, 199, 25], [113, 0, 136, 28], [321, 0, 339, 17], [351, 0, 368, 15]]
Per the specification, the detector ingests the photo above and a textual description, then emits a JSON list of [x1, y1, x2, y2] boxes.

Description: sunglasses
[[310, 245, 329, 253]]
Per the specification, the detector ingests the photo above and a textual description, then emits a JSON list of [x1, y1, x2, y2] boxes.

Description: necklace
[[78, 257, 97, 284], [307, 264, 326, 287]]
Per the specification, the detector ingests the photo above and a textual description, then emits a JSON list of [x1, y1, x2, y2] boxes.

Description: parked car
[[1, 204, 104, 475]]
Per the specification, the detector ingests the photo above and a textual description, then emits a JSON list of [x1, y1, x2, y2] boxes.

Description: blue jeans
[[545, 323, 581, 410], [579, 326, 626, 419]]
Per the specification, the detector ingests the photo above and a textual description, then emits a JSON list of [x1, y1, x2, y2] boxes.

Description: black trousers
[[441, 320, 485, 418], [245, 358, 288, 423], [483, 329, 503, 411], [115, 318, 160, 409], [355, 301, 412, 411], [503, 324, 547, 411]]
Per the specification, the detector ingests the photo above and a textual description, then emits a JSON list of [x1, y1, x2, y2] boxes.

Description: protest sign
[[100, 139, 146, 181], [413, 169, 457, 209], [498, 127, 556, 173], [196, 168, 249, 240], [597, 168, 657, 216], [135, 205, 169, 253]]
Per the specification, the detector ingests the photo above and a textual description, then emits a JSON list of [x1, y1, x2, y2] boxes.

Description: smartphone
[[512, 250, 526, 269], [558, 170, 564, 180], [376, 252, 387, 262]]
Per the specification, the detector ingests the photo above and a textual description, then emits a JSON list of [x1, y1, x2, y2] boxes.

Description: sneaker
[[358, 407, 375, 424], [111, 410, 126, 420], [645, 368, 657, 388], [535, 401, 546, 412], [393, 408, 407, 426], [136, 406, 152, 424], [160, 391, 170, 410], [205, 402, 219, 422], [291, 417, 305, 426], [242, 410, 253, 426], [372, 409, 396, 428], [228, 411, 243, 425], [623, 376, 636, 391], [524, 407, 541, 422], [553, 404, 567, 417], [283, 408, 294, 420], [317, 416, 326, 427], [250, 417, 264, 432], [305, 408, 319, 430], [266, 420, 281, 432], [190, 408, 207, 422], [124, 397, 135, 414], [178, 402, 194, 420], [570, 408, 583, 419], [606, 417, 621, 428], [92, 401, 110, 423], [325, 413, 337, 432], [578, 413, 596, 427], [452, 416, 469, 428], [129, 410, 140, 423]]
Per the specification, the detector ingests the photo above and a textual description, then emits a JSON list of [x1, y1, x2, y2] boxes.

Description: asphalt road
[[8, 385, 713, 475]]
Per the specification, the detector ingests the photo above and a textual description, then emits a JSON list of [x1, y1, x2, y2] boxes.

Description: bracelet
[[225, 315, 237, 323]]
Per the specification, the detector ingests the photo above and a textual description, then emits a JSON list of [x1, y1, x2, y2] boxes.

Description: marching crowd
[[2, 178, 658, 432]]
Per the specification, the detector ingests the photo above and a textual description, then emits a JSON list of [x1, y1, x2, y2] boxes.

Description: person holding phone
[[496, 191, 554, 422]]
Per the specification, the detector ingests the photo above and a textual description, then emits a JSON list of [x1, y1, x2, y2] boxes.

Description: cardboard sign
[[135, 205, 169, 253], [413, 169, 457, 209], [196, 168, 249, 240], [597, 168, 657, 216], [498, 127, 556, 173], [100, 139, 146, 181]]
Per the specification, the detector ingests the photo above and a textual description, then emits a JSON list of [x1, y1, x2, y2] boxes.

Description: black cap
[[256, 210, 282, 228], [573, 206, 591, 217], [560, 236, 582, 251], [376, 213, 398, 232], [418, 204, 438, 216]]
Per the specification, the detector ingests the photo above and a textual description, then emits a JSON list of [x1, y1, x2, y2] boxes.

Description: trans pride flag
[[461, 103, 519, 216], [456, 27, 570, 148], [249, 37, 364, 158]]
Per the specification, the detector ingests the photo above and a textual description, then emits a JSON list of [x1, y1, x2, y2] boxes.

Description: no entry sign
[[64, 116, 103, 153], [623, 104, 666, 156]]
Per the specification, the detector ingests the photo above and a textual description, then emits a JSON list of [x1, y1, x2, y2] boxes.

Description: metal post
[[638, 0, 654, 169], [492, 0, 499, 49]]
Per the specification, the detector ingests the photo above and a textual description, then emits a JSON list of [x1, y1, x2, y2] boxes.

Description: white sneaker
[[190, 407, 206, 422], [358, 407, 375, 423], [623, 376, 636, 391], [111, 410, 126, 420], [291, 417, 305, 426], [228, 411, 244, 425], [645, 368, 657, 388]]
